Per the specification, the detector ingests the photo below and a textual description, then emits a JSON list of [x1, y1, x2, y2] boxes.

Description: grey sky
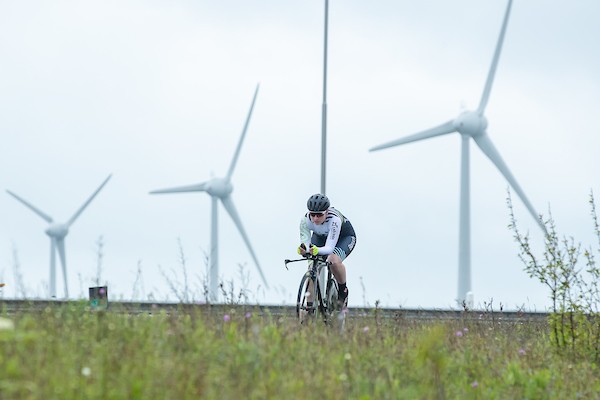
[[1, 0, 599, 309]]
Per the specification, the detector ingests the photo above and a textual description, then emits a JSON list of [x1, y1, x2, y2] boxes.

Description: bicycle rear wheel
[[326, 278, 346, 330], [296, 273, 318, 322], [325, 278, 340, 315]]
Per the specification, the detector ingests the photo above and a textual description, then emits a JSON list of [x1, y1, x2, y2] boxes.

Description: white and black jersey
[[299, 207, 357, 260]]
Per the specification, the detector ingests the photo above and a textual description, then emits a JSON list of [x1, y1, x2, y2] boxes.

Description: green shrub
[[508, 190, 600, 362]]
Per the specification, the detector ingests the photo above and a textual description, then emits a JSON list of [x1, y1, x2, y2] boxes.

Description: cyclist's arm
[[299, 214, 311, 248], [313, 214, 341, 255]]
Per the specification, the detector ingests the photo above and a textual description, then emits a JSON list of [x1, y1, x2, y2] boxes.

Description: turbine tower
[[369, 0, 544, 306], [320, 0, 329, 195], [150, 84, 268, 301], [6, 174, 112, 298]]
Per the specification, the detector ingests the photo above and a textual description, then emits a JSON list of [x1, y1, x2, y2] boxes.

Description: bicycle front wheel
[[296, 273, 318, 322]]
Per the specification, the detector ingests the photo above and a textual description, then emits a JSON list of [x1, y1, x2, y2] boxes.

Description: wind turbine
[[6, 174, 112, 298], [369, 0, 544, 306], [150, 84, 268, 301]]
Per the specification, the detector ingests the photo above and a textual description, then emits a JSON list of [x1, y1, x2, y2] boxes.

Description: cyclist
[[297, 193, 356, 310]]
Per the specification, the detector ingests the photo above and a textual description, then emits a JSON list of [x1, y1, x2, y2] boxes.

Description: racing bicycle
[[285, 253, 342, 325]]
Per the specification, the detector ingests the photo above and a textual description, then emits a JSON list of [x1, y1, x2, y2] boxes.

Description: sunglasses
[[310, 212, 326, 217]]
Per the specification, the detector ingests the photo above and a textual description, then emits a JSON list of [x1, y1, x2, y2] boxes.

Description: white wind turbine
[[150, 84, 268, 301], [6, 174, 112, 298], [370, 0, 545, 306]]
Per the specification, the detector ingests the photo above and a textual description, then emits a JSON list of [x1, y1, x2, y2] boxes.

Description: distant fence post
[[89, 286, 108, 310]]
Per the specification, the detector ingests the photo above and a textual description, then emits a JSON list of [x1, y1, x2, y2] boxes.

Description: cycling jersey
[[300, 207, 356, 260]]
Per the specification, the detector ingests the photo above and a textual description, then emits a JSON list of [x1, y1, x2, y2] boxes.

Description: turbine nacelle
[[45, 224, 68, 239], [206, 178, 233, 198], [453, 111, 488, 137]]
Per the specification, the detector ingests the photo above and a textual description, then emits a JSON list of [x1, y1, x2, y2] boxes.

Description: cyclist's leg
[[328, 233, 356, 308], [328, 253, 346, 285], [327, 253, 348, 308]]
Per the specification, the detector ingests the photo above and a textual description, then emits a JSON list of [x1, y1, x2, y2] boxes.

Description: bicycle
[[284, 253, 343, 325]]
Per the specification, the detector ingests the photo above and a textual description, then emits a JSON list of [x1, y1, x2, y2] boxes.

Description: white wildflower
[[0, 317, 14, 331]]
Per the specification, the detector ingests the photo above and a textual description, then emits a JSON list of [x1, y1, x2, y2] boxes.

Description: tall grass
[[509, 190, 600, 362], [1, 304, 598, 399]]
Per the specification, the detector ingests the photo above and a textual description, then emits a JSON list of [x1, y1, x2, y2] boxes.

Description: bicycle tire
[[326, 277, 346, 331], [325, 278, 340, 317], [296, 273, 318, 322], [326, 278, 339, 310]]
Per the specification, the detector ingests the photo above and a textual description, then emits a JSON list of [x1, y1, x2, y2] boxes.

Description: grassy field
[[1, 303, 598, 399]]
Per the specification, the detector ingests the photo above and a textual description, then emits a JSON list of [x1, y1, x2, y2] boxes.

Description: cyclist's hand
[[297, 243, 307, 255], [309, 244, 319, 256]]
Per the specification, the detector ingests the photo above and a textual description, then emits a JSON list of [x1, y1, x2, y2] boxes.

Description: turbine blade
[[6, 190, 53, 223], [67, 174, 112, 227], [150, 182, 208, 195], [56, 238, 69, 298], [369, 120, 456, 152], [473, 133, 545, 231], [477, 0, 513, 114], [226, 84, 260, 180], [220, 195, 269, 289]]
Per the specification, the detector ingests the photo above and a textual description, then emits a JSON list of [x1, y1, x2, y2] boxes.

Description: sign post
[[89, 286, 108, 310]]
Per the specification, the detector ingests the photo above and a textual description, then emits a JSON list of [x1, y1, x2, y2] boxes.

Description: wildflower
[[99, 287, 106, 295], [245, 312, 252, 319], [81, 367, 92, 377], [363, 326, 369, 333], [455, 330, 463, 337], [518, 348, 526, 356], [344, 353, 352, 361], [463, 327, 469, 333], [223, 314, 231, 322], [471, 381, 478, 388], [339, 373, 348, 381], [0, 317, 14, 331]]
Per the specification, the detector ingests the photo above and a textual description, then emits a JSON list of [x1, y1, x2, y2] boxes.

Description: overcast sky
[[1, 0, 599, 310]]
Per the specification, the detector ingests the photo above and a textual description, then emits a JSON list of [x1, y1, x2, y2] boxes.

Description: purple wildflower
[[455, 330, 463, 337], [471, 381, 478, 388], [245, 312, 252, 319], [518, 348, 526, 356], [223, 314, 231, 322]]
